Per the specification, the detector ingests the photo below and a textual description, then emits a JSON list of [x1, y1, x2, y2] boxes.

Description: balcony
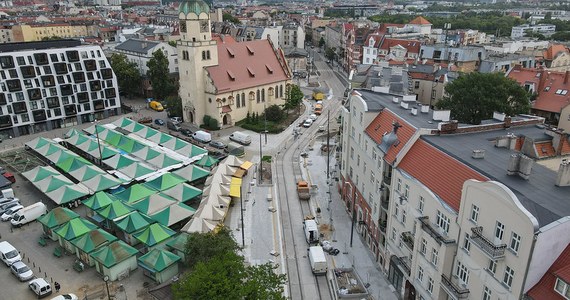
[[401, 231, 414, 252], [418, 216, 456, 245], [383, 175, 392, 185], [378, 220, 387, 233], [440, 274, 469, 300], [470, 227, 507, 259], [381, 199, 389, 211], [395, 256, 411, 276]]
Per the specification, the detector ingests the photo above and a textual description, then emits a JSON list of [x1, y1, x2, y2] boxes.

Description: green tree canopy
[[318, 37, 325, 48], [265, 104, 283, 122], [223, 12, 240, 24], [110, 53, 141, 98], [165, 95, 182, 118], [147, 49, 175, 101], [552, 31, 570, 41], [435, 72, 531, 125], [283, 84, 304, 116], [183, 227, 241, 268], [325, 47, 336, 61]]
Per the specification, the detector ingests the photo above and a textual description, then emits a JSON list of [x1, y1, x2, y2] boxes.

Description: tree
[[223, 12, 240, 24], [147, 49, 175, 101], [435, 72, 530, 125], [110, 53, 141, 98], [283, 85, 304, 116], [265, 104, 283, 122], [318, 37, 325, 48], [552, 31, 570, 41], [325, 47, 336, 61], [241, 263, 287, 300], [183, 227, 241, 269], [165, 95, 182, 118]]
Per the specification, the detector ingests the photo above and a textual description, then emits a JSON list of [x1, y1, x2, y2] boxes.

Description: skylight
[[556, 89, 563, 95]]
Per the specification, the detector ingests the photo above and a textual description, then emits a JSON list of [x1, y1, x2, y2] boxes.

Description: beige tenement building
[[177, 0, 291, 126]]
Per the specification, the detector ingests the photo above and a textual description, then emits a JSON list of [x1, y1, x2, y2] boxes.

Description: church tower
[[177, 0, 218, 124]]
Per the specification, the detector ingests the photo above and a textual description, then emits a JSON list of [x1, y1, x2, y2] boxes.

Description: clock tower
[[177, 0, 218, 124]]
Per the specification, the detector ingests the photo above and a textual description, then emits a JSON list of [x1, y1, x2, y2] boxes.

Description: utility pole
[[240, 186, 245, 247], [259, 132, 263, 182]]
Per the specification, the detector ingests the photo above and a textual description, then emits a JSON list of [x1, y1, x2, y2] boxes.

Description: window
[[415, 81, 420, 88], [483, 286, 492, 300], [495, 221, 505, 241], [463, 234, 471, 253], [391, 228, 397, 241], [418, 196, 424, 213], [404, 184, 409, 198], [488, 260, 497, 275], [555, 278, 570, 298], [397, 178, 402, 191], [503, 266, 514, 288], [431, 248, 439, 266], [436, 211, 450, 234], [420, 239, 427, 256], [470, 205, 479, 223], [417, 266, 424, 282], [402, 210, 407, 224], [510, 232, 521, 254], [456, 261, 470, 285], [427, 277, 433, 294], [395, 203, 399, 217]]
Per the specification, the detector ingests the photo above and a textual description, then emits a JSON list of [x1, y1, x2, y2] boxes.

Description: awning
[[230, 177, 242, 198], [233, 168, 246, 178], [240, 161, 253, 170], [221, 105, 232, 113]]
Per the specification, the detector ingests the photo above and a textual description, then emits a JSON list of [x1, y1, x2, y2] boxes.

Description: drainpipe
[[520, 232, 538, 300]]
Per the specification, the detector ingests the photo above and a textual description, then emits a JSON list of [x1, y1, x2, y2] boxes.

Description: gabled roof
[[206, 36, 289, 94], [90, 240, 138, 268], [398, 139, 488, 212], [527, 244, 570, 300], [365, 109, 416, 165], [543, 44, 569, 61], [115, 39, 160, 54], [379, 38, 421, 54], [409, 16, 431, 25], [508, 67, 570, 113]]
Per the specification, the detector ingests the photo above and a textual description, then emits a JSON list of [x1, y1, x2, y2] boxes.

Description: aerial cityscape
[[0, 0, 568, 299]]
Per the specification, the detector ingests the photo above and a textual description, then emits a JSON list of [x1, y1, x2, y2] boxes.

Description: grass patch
[[262, 155, 272, 163], [236, 120, 284, 133]]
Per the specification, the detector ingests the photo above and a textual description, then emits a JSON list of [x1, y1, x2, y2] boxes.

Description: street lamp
[[103, 275, 111, 300], [259, 132, 263, 183]]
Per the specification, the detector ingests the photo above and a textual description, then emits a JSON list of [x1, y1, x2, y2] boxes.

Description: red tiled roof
[[379, 38, 421, 54], [409, 71, 434, 80], [544, 44, 569, 61], [562, 136, 570, 155], [409, 16, 431, 25], [365, 109, 416, 165], [398, 139, 488, 212], [377, 23, 405, 35], [206, 36, 289, 93], [535, 141, 556, 158], [527, 244, 570, 300], [508, 68, 570, 114]]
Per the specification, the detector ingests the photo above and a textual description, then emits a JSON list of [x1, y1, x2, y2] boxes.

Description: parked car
[[0, 200, 20, 215], [11, 261, 34, 281], [11, 202, 48, 227], [149, 100, 164, 112], [229, 131, 252, 145], [154, 119, 164, 126], [29, 278, 52, 298], [192, 131, 212, 143], [303, 119, 313, 128], [309, 114, 318, 121], [180, 128, 192, 137], [1, 204, 23, 221], [138, 116, 153, 124], [0, 241, 21, 266], [170, 117, 182, 124], [50, 294, 78, 300], [167, 120, 181, 132], [210, 140, 227, 150]]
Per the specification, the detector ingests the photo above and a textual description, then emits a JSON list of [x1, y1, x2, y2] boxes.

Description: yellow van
[[149, 101, 164, 112]]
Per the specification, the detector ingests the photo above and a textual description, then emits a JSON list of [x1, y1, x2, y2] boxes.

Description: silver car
[[10, 261, 33, 281], [1, 204, 23, 221]]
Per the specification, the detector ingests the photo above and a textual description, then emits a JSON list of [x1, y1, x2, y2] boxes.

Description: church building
[[177, 0, 292, 127]]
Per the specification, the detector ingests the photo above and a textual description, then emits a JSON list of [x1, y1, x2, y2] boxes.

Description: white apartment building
[[113, 39, 178, 75], [339, 88, 570, 300], [0, 40, 121, 138], [362, 34, 381, 65], [511, 24, 556, 39]]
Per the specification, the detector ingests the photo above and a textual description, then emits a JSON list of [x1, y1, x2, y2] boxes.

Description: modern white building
[[511, 24, 556, 39], [113, 39, 178, 75], [0, 40, 121, 138], [339, 88, 570, 300]]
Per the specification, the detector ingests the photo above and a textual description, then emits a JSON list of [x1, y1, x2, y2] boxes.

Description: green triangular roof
[[138, 127, 159, 139], [71, 228, 118, 254], [145, 173, 186, 191], [163, 138, 190, 151], [147, 154, 181, 169], [45, 184, 90, 204], [36, 143, 66, 157], [38, 207, 80, 229], [190, 145, 208, 157], [117, 163, 155, 180], [21, 166, 60, 182], [173, 165, 210, 182], [69, 165, 105, 181], [46, 150, 77, 164], [102, 129, 123, 147], [54, 218, 98, 241], [90, 240, 138, 268], [148, 132, 173, 145], [117, 138, 146, 153], [165, 233, 190, 252], [83, 192, 116, 210], [113, 117, 135, 128], [103, 155, 137, 170], [133, 223, 176, 247], [26, 137, 54, 149], [67, 133, 90, 146], [132, 147, 161, 161], [35, 175, 73, 193], [115, 184, 157, 204], [83, 174, 123, 193], [97, 200, 133, 220], [56, 156, 90, 173], [138, 249, 181, 272], [162, 183, 202, 203], [114, 211, 153, 234], [130, 193, 176, 215], [65, 128, 83, 138], [124, 121, 146, 133], [150, 203, 196, 227], [196, 155, 219, 168]]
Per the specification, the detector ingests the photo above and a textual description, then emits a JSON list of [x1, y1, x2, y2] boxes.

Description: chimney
[[507, 153, 534, 180], [504, 116, 512, 128], [556, 159, 570, 187], [538, 69, 547, 93], [565, 71, 570, 84]]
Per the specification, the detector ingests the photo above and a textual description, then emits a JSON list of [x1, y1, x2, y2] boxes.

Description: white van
[[192, 130, 212, 143], [0, 241, 21, 266], [229, 131, 252, 145], [308, 246, 327, 275], [303, 219, 319, 245], [11, 202, 47, 227], [29, 278, 52, 298]]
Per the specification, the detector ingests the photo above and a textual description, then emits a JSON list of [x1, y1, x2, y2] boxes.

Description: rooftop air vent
[[472, 149, 485, 159]]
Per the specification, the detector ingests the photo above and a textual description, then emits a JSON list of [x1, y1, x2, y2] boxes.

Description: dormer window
[[265, 64, 273, 74], [544, 86, 551, 92], [226, 48, 235, 58], [227, 70, 235, 81], [246, 45, 255, 55], [554, 278, 570, 298], [247, 67, 255, 77]]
